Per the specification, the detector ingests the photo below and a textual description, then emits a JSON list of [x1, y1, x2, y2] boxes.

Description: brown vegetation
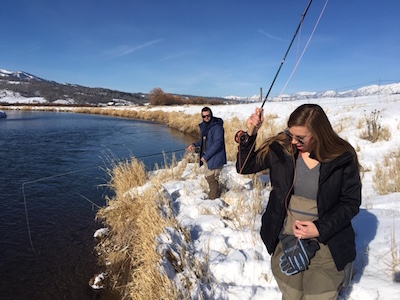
[[148, 87, 224, 106], [96, 157, 181, 299], [359, 109, 391, 143], [95, 153, 217, 299], [373, 149, 400, 194]]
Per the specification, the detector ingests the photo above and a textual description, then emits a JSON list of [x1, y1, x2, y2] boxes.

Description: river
[[0, 110, 197, 299]]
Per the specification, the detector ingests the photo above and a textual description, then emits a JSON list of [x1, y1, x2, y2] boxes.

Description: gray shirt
[[294, 154, 320, 200]]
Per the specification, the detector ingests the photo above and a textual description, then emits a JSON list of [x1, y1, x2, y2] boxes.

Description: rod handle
[[248, 108, 263, 136], [247, 124, 256, 136]]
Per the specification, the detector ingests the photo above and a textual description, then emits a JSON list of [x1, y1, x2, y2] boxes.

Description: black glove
[[279, 234, 320, 276]]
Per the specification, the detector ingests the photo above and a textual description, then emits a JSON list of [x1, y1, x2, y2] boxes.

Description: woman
[[236, 104, 362, 299]]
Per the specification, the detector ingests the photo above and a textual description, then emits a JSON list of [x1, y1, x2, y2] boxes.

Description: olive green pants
[[204, 162, 222, 200], [271, 240, 344, 300]]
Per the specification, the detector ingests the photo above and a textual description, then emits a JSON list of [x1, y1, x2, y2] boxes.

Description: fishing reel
[[235, 130, 249, 145]]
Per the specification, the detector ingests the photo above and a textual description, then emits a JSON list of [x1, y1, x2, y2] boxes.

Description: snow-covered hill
[[1, 68, 399, 105], [0, 69, 46, 82], [225, 82, 400, 103]]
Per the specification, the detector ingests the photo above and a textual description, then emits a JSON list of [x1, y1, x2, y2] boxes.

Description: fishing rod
[[235, 0, 313, 145]]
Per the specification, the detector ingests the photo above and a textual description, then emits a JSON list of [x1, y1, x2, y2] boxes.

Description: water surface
[[0, 110, 196, 299]]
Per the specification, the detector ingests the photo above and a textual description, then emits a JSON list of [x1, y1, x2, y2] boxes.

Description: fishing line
[[77, 193, 102, 210], [279, 0, 329, 97], [259, 0, 314, 110], [290, 17, 303, 98], [22, 166, 103, 255], [22, 147, 187, 254]]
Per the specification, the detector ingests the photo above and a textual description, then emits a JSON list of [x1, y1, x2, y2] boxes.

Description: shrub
[[359, 109, 391, 143], [149, 88, 224, 106]]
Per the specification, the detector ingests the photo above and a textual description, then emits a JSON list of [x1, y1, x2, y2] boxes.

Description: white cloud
[[257, 29, 288, 42], [104, 39, 164, 58]]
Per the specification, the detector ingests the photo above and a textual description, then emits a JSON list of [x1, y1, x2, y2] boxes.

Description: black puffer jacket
[[236, 135, 361, 271]]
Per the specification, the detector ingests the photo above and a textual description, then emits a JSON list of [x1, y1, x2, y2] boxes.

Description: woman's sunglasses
[[284, 128, 309, 145]]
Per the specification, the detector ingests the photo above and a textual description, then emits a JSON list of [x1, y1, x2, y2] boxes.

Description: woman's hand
[[246, 107, 264, 135], [293, 220, 320, 239]]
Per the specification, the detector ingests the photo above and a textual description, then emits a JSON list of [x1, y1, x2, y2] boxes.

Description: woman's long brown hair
[[258, 104, 361, 170]]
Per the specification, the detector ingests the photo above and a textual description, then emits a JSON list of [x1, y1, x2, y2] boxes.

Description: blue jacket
[[194, 116, 227, 170]]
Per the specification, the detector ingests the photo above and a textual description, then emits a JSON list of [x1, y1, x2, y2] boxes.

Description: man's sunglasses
[[202, 114, 211, 119]]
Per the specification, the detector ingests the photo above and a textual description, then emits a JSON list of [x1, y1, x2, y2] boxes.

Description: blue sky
[[1, 0, 399, 97]]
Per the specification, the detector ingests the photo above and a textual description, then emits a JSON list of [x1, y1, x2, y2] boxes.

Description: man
[[187, 107, 227, 199]]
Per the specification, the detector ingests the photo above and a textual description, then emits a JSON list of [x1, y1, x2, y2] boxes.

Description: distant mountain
[[0, 69, 226, 106], [0, 69, 46, 81], [0, 69, 148, 106]]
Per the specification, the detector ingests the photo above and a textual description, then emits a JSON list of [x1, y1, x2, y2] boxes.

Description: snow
[[140, 94, 400, 299], [93, 228, 109, 239], [2, 86, 400, 299], [0, 89, 47, 104], [89, 272, 108, 289]]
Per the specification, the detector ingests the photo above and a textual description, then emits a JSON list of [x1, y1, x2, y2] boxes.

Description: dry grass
[[94, 144, 268, 298], [224, 116, 247, 161], [375, 220, 400, 283], [359, 109, 391, 143], [76, 107, 202, 137], [96, 156, 181, 299], [248, 174, 266, 220], [373, 149, 400, 194], [391, 223, 400, 282], [105, 157, 147, 194], [220, 173, 266, 232], [333, 116, 353, 133], [95, 152, 214, 299], [151, 152, 197, 189], [75, 106, 283, 162]]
